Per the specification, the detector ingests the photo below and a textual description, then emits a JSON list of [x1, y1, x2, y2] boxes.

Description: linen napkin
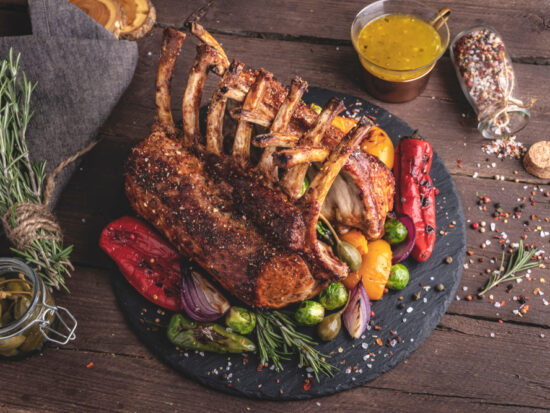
[[0, 0, 138, 207]]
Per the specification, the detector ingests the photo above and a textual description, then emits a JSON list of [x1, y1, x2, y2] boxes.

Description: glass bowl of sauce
[[351, 0, 451, 102]]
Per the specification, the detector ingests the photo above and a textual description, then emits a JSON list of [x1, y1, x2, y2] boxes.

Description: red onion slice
[[180, 263, 230, 322], [343, 283, 371, 339], [391, 214, 416, 264]]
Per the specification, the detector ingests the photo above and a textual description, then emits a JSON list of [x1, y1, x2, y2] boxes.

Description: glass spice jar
[[0, 258, 77, 357], [451, 26, 532, 139]]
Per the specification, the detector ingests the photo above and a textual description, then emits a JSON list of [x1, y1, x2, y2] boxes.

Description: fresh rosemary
[[478, 241, 539, 297], [255, 310, 337, 381], [0, 49, 73, 290]]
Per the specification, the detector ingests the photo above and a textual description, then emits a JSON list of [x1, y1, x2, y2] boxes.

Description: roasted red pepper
[[393, 132, 436, 262], [99, 216, 183, 311]]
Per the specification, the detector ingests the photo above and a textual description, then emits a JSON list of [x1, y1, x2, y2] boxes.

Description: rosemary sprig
[[0, 49, 73, 290], [255, 310, 337, 381], [478, 241, 539, 297]]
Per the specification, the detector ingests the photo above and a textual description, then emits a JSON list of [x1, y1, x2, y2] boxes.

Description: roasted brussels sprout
[[383, 219, 408, 245], [387, 263, 410, 290], [225, 306, 256, 335], [319, 282, 348, 310], [294, 300, 325, 326]]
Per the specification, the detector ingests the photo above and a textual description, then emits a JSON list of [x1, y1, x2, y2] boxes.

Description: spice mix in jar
[[451, 26, 535, 139]]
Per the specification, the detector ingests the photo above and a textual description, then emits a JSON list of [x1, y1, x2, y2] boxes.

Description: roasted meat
[[124, 27, 393, 308]]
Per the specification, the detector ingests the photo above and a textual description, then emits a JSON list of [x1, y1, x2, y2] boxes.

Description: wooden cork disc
[[523, 141, 550, 179]]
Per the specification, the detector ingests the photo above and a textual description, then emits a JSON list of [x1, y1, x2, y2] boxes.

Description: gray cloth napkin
[[0, 0, 138, 207]]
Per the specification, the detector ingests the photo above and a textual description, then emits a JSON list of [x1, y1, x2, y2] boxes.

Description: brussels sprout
[[317, 312, 342, 341], [387, 263, 410, 290], [384, 219, 408, 245], [294, 300, 325, 326], [225, 307, 256, 335], [319, 282, 348, 310]]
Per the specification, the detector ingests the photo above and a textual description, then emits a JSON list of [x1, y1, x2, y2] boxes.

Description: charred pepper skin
[[167, 313, 256, 354], [393, 132, 436, 262], [99, 216, 183, 311]]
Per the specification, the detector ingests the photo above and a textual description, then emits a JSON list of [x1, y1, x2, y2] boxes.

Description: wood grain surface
[[0, 0, 549, 411]]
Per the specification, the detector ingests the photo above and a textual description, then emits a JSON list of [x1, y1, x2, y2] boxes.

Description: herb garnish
[[478, 241, 539, 297], [0, 50, 74, 290], [255, 310, 337, 381]]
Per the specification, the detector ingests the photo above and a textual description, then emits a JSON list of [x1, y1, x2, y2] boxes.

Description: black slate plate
[[111, 87, 466, 400]]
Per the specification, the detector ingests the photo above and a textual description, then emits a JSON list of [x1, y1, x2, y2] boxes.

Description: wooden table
[[1, 1, 549, 411]]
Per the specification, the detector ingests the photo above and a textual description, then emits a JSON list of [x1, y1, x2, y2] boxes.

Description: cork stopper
[[523, 141, 550, 178]]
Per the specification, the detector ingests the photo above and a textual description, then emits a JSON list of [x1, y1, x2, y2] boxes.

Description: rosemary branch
[[255, 310, 337, 381], [478, 241, 539, 297], [0, 49, 73, 291]]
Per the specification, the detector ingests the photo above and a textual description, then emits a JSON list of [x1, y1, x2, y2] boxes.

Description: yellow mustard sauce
[[357, 14, 441, 81]]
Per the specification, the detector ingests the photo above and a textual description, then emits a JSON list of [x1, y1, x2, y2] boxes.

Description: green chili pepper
[[167, 313, 256, 354]]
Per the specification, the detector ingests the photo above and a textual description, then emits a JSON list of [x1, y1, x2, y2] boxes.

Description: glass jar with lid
[[0, 258, 77, 357], [451, 26, 532, 139]]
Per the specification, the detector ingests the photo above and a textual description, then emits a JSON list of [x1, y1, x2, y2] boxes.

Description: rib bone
[[152, 28, 186, 135], [275, 147, 331, 169], [232, 70, 271, 167], [182, 44, 227, 146], [206, 61, 244, 154], [280, 97, 345, 199], [301, 117, 373, 278], [256, 77, 307, 182]]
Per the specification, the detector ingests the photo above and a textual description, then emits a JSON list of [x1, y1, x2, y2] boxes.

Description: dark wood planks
[[0, 0, 549, 410], [154, 0, 550, 62]]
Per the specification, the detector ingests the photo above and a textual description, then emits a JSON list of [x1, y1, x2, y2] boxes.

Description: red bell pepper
[[99, 216, 183, 311], [393, 132, 436, 262]]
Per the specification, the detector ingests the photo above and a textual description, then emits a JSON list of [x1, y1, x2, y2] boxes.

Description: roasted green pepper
[[167, 313, 256, 354]]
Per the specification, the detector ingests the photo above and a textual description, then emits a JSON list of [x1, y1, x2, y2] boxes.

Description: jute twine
[[1, 139, 100, 251], [478, 51, 536, 129]]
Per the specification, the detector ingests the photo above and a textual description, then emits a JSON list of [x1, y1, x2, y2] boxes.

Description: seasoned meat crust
[[125, 133, 327, 308]]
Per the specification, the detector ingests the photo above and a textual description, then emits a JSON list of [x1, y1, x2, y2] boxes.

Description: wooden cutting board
[[110, 87, 466, 400]]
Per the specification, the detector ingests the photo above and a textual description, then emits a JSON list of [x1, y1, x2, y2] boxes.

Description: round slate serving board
[[111, 87, 466, 400]]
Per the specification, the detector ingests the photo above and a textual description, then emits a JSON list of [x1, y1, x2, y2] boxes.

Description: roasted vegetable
[[387, 264, 410, 290], [225, 306, 256, 335], [294, 300, 325, 326], [340, 230, 368, 255], [391, 214, 416, 264], [383, 218, 408, 245], [99, 216, 182, 311], [167, 313, 256, 354], [318, 215, 362, 272], [317, 311, 343, 341], [394, 131, 436, 262], [360, 239, 392, 300], [343, 283, 371, 339], [319, 282, 348, 310], [180, 263, 230, 322], [360, 126, 395, 169]]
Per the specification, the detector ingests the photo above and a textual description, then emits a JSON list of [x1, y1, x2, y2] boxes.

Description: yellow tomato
[[340, 230, 368, 255], [360, 239, 392, 300], [331, 116, 358, 134], [360, 126, 394, 169]]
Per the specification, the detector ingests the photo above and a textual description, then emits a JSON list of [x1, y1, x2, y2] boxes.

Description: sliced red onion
[[180, 263, 230, 322], [391, 214, 416, 264], [343, 283, 370, 339]]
